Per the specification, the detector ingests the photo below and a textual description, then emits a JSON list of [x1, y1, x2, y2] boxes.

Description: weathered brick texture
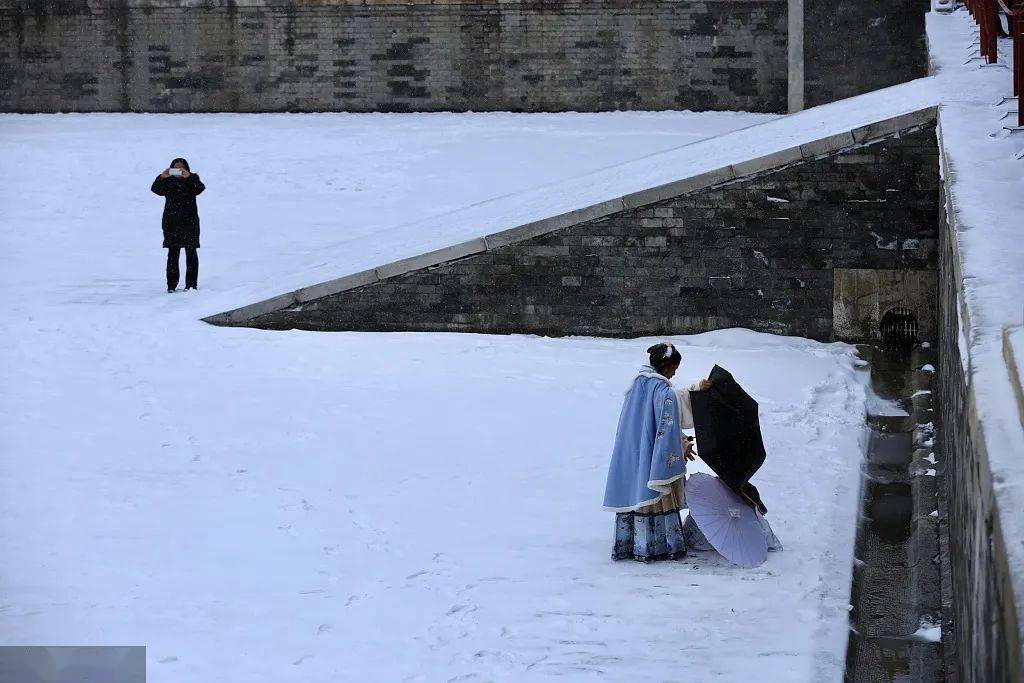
[[0, 0, 788, 113], [804, 0, 929, 108], [247, 125, 940, 340], [936, 203, 1024, 682]]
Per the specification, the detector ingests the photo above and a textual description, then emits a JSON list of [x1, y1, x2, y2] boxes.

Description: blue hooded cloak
[[603, 367, 687, 512]]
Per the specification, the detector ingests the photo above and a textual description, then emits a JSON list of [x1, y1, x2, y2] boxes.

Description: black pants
[[167, 247, 198, 290]]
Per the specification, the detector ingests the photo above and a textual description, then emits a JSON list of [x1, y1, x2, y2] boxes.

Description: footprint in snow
[[447, 603, 477, 616]]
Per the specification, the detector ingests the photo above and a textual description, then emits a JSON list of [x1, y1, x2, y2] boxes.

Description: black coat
[[151, 174, 205, 248]]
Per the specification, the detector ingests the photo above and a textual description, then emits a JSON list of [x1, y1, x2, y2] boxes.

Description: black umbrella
[[689, 365, 768, 512]]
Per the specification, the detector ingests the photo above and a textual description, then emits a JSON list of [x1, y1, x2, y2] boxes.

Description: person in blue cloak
[[603, 343, 711, 562]]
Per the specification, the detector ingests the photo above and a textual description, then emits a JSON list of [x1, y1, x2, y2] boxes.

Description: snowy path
[[0, 113, 865, 681]]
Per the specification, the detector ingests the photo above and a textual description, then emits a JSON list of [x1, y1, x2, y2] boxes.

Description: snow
[[864, 385, 910, 417], [0, 112, 867, 681], [956, 287, 971, 383], [912, 625, 943, 642], [0, 110, 771, 321], [927, 8, 1024, 620]]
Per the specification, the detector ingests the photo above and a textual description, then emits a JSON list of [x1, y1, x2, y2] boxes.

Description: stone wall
[[240, 125, 939, 339], [937, 184, 1024, 682], [804, 0, 929, 108], [0, 0, 788, 113]]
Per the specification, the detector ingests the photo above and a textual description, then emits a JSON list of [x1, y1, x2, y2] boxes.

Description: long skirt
[[612, 479, 686, 562]]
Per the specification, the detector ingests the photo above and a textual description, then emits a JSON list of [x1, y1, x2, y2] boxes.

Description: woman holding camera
[[151, 157, 205, 292]]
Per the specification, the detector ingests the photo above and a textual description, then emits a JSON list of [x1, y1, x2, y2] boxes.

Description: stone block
[[851, 107, 938, 144], [832, 267, 937, 341], [484, 197, 625, 250], [205, 290, 299, 325], [800, 130, 856, 159], [729, 145, 803, 179], [621, 166, 737, 210], [294, 268, 379, 302], [375, 238, 486, 280]]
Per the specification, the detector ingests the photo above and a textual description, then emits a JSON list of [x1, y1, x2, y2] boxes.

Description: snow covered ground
[[0, 112, 867, 681], [0, 110, 771, 319]]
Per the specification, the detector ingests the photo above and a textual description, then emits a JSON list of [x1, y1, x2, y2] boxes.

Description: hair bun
[[647, 342, 681, 373]]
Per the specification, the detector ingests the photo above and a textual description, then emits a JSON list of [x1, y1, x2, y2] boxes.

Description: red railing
[[965, 0, 1024, 127]]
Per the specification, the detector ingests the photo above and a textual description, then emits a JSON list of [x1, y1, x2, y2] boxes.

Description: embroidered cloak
[[603, 367, 690, 513]]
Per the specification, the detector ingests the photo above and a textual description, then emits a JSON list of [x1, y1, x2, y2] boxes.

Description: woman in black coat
[[151, 157, 206, 292]]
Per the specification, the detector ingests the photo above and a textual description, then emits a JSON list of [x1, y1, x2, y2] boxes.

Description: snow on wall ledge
[[203, 103, 939, 332], [926, 9, 1024, 681]]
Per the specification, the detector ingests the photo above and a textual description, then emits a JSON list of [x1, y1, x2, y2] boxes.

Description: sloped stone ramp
[[205, 85, 940, 341]]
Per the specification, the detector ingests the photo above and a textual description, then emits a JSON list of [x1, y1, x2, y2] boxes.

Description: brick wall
[[243, 125, 939, 339], [804, 0, 929, 107], [0, 0, 788, 113], [936, 194, 1024, 682]]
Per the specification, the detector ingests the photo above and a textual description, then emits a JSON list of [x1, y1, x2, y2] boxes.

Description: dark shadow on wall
[[804, 0, 930, 107]]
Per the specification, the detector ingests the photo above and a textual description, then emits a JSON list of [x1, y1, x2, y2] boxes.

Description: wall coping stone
[[1004, 325, 1024, 433]]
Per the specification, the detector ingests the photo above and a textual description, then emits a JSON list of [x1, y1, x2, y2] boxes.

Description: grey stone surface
[[833, 268, 937, 341], [0, 0, 789, 113], [620, 167, 738, 210], [786, 0, 804, 112], [294, 269, 379, 304], [729, 145, 803, 178], [852, 107, 938, 143], [205, 290, 298, 325], [804, 0, 929, 107], [226, 125, 940, 340], [375, 238, 486, 280], [484, 199, 625, 251], [1004, 326, 1024, 431], [800, 130, 857, 158], [845, 345, 944, 681]]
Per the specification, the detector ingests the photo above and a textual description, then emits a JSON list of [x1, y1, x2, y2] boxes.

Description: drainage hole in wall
[[880, 307, 918, 349]]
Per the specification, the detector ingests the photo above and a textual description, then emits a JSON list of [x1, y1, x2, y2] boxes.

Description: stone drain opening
[[880, 308, 919, 349], [844, 343, 944, 682]]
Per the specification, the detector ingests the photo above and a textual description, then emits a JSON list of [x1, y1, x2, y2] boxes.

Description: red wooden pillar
[[1014, 6, 1023, 126], [983, 0, 999, 63]]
